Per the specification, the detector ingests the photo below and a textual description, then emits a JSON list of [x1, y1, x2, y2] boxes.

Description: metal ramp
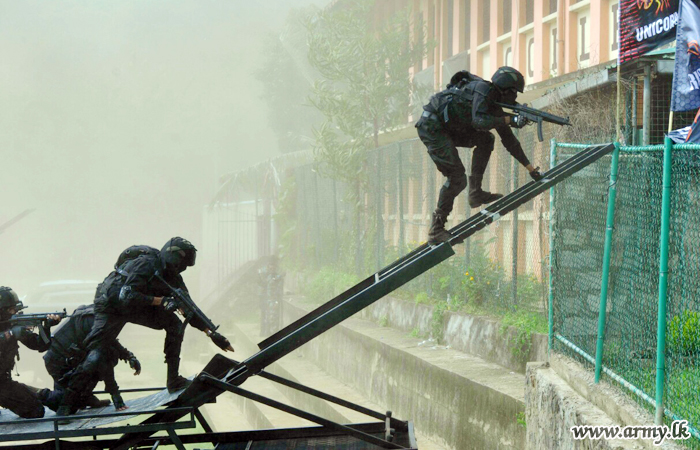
[[0, 143, 614, 450]]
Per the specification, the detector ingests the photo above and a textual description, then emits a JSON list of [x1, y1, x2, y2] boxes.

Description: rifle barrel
[[495, 102, 571, 126]]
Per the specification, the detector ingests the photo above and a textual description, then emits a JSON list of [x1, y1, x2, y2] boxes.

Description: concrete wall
[[526, 356, 685, 450], [359, 296, 548, 373], [284, 300, 526, 450]]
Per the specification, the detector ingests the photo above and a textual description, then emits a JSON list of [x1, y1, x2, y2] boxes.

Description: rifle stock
[[495, 101, 571, 142]]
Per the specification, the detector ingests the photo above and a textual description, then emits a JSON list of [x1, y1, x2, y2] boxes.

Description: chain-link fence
[[203, 60, 700, 445], [279, 130, 552, 322], [552, 141, 700, 447]]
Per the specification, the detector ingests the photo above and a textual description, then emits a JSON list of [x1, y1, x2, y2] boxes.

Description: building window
[[549, 0, 557, 14], [528, 37, 535, 77], [579, 16, 590, 61], [447, 0, 454, 57], [417, 12, 424, 72], [503, 0, 512, 34], [481, 0, 490, 43], [463, 0, 471, 50], [525, 0, 534, 24], [551, 27, 558, 73], [611, 3, 619, 51]]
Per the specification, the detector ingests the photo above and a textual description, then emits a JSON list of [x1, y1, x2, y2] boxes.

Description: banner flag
[[619, 0, 679, 64], [668, 108, 700, 142], [671, 0, 700, 111]]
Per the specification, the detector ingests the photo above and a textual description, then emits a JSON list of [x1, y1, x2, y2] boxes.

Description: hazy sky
[[0, 0, 321, 295]]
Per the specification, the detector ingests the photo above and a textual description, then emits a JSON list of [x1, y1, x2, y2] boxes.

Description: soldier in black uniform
[[40, 304, 141, 413], [57, 237, 233, 417], [416, 67, 544, 244], [0, 287, 62, 418]]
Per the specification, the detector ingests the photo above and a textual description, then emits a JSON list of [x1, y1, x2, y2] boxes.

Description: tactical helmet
[[161, 237, 197, 272], [491, 66, 525, 93], [0, 287, 22, 311]]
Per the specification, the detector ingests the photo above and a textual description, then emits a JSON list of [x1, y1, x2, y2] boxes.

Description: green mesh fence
[[552, 142, 700, 448], [665, 148, 700, 443]]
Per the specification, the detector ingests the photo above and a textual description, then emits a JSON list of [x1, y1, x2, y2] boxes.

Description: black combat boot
[[428, 209, 453, 245], [468, 175, 502, 208], [56, 388, 79, 424], [166, 358, 192, 393]]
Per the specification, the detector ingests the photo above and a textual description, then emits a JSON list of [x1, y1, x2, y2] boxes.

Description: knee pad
[[447, 173, 467, 194], [83, 349, 104, 370]]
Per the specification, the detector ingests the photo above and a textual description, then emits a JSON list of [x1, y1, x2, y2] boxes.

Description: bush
[[301, 267, 359, 304], [462, 247, 506, 307], [668, 311, 700, 356]]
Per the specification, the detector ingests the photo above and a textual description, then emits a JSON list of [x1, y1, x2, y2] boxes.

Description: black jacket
[[94, 253, 207, 332], [428, 80, 531, 167], [0, 321, 51, 380], [47, 305, 132, 394]]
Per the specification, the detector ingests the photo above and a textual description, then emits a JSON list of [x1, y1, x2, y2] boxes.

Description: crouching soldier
[[40, 304, 140, 414], [0, 287, 62, 418]]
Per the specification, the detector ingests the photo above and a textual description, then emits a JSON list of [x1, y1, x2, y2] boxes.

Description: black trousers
[[0, 378, 45, 418], [417, 119, 495, 215], [85, 305, 185, 361]]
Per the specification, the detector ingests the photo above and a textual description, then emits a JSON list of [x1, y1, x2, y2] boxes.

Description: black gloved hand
[[127, 352, 141, 375], [10, 326, 29, 339], [511, 114, 529, 129], [111, 393, 127, 410], [210, 331, 233, 351], [45, 315, 62, 327], [162, 297, 179, 313], [529, 167, 544, 181]]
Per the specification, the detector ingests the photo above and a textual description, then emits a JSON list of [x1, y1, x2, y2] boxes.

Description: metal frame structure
[[0, 143, 614, 450], [2, 364, 417, 450]]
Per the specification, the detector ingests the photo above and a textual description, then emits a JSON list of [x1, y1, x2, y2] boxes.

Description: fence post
[[654, 136, 672, 424], [548, 139, 557, 351], [594, 142, 620, 383], [511, 150, 519, 308], [333, 178, 339, 265], [398, 143, 405, 250], [313, 171, 321, 266], [376, 149, 384, 270]]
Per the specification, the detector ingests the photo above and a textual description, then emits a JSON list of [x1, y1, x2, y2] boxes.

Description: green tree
[[304, 0, 427, 179], [303, 0, 429, 273]]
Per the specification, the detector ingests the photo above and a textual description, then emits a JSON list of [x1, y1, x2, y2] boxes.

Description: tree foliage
[[303, 0, 428, 182]]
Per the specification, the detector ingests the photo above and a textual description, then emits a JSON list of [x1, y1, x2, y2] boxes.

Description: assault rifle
[[1, 309, 68, 343], [154, 274, 219, 332], [495, 102, 571, 142]]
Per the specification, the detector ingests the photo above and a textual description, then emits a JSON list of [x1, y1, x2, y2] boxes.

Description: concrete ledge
[[285, 298, 527, 450], [548, 354, 684, 450], [526, 356, 684, 450], [358, 296, 548, 373]]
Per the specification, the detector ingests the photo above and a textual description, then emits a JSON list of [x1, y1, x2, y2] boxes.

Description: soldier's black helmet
[[491, 66, 525, 93], [161, 237, 197, 272], [0, 287, 23, 317]]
